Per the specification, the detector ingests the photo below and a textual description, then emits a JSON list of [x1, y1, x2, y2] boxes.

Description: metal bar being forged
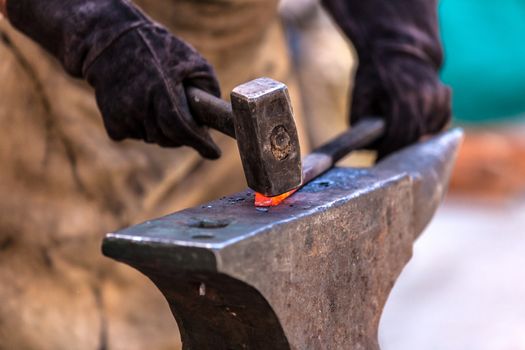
[[102, 129, 463, 350]]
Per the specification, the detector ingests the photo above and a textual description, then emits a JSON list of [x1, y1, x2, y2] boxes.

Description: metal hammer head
[[231, 78, 302, 196]]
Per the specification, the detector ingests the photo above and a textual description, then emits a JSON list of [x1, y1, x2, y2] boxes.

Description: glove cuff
[[7, 0, 152, 77]]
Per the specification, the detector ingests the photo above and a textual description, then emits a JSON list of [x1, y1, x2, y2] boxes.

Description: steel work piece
[[103, 129, 463, 349]]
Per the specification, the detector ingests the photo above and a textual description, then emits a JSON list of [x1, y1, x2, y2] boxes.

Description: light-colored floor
[[380, 196, 525, 350]]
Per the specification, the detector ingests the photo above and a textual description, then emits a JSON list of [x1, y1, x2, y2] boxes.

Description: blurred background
[[280, 0, 525, 348], [1, 0, 524, 348]]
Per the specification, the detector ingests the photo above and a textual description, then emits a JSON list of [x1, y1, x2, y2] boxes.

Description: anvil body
[[103, 129, 462, 349]]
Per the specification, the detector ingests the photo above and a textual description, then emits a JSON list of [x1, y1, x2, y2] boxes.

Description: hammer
[[187, 78, 302, 197]]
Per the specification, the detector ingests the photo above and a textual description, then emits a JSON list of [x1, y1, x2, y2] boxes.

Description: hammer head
[[231, 78, 302, 196]]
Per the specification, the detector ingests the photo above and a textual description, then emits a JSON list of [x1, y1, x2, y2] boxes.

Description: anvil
[[102, 129, 463, 349]]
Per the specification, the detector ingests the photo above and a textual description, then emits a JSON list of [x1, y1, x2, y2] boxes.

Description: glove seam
[[82, 21, 149, 77], [81, 0, 153, 76]]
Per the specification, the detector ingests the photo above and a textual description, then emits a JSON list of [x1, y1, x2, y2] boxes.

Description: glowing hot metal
[[255, 188, 298, 207]]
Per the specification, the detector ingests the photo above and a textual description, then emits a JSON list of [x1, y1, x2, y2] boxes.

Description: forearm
[[5, 0, 147, 77], [321, 0, 450, 156], [1, 0, 221, 157], [321, 0, 443, 67]]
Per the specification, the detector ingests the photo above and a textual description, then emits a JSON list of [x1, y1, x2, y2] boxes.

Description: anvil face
[[103, 129, 463, 350], [107, 169, 397, 250]]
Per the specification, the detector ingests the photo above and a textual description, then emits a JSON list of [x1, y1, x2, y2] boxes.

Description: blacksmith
[[0, 0, 450, 348]]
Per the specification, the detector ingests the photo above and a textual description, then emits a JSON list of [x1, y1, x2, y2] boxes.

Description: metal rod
[[303, 117, 385, 184], [314, 117, 385, 163]]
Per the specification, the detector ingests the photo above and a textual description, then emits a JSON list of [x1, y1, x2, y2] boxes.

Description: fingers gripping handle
[[187, 87, 236, 138]]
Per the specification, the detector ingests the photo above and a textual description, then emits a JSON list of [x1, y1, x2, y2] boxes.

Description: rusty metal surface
[[188, 78, 302, 197], [103, 129, 463, 349]]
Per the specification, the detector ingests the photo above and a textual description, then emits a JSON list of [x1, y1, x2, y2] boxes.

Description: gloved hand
[[322, 0, 451, 157], [6, 0, 222, 159]]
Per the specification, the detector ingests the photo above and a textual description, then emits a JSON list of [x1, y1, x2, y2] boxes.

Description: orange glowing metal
[[254, 188, 299, 207]]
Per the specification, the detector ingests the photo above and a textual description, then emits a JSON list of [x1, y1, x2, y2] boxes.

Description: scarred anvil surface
[[103, 129, 463, 350]]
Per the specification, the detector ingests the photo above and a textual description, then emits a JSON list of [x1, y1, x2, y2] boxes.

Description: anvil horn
[[102, 129, 463, 350], [375, 128, 464, 236]]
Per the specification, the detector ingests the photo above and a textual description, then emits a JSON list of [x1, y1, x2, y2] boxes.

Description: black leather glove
[[7, 0, 222, 159], [322, 0, 451, 157]]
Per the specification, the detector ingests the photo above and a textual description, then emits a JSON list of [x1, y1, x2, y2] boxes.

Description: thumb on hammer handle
[[186, 87, 236, 138]]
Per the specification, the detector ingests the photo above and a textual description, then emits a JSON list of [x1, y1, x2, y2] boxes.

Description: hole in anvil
[[187, 218, 231, 229], [192, 234, 215, 240]]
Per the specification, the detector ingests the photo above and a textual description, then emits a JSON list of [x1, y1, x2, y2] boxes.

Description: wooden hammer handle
[[186, 87, 236, 138]]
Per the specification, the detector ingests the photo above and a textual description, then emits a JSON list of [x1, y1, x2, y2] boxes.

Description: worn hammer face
[[231, 78, 302, 196]]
